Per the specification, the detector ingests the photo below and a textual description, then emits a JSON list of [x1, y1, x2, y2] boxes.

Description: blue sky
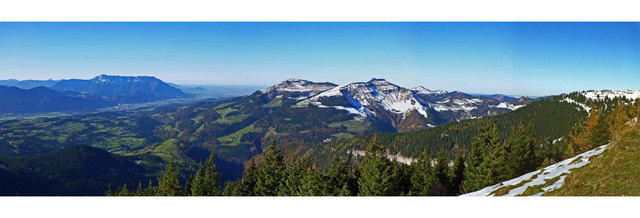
[[0, 22, 639, 96]]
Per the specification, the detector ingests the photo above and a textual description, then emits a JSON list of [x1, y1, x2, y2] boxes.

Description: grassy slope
[[546, 125, 640, 196]]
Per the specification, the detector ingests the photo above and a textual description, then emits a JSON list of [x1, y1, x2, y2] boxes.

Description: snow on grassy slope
[[561, 98, 591, 113], [462, 143, 609, 196]]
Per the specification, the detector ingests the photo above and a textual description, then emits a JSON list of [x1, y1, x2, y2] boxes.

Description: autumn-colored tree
[[608, 101, 631, 142]]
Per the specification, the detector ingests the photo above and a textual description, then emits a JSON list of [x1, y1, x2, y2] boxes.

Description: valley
[[1, 75, 638, 196]]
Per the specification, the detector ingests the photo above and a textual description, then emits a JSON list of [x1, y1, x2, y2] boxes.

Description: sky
[[0, 22, 639, 96]]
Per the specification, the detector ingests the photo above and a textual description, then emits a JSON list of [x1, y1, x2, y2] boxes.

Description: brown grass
[[545, 125, 640, 196]]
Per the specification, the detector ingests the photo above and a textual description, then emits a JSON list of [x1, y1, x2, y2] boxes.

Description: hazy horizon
[[1, 22, 639, 96]]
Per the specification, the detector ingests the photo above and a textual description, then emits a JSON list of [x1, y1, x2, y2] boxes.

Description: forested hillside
[[287, 95, 586, 169], [0, 145, 153, 196]]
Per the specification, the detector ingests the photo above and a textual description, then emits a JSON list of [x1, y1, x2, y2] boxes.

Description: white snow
[[431, 97, 483, 112], [347, 149, 416, 165], [495, 102, 525, 110], [561, 98, 591, 113], [412, 86, 447, 95], [462, 143, 609, 196], [583, 90, 640, 101], [260, 78, 336, 96]]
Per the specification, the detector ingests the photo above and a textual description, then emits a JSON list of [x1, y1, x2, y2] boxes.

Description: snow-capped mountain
[[257, 78, 532, 132], [260, 78, 338, 101]]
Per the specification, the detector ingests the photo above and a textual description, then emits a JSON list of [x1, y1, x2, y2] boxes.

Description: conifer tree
[[118, 184, 131, 196], [409, 152, 433, 196], [590, 112, 610, 147], [237, 160, 258, 196], [185, 175, 194, 196], [157, 159, 182, 196], [464, 125, 502, 192], [191, 151, 221, 196], [540, 157, 551, 169], [506, 124, 537, 177], [433, 150, 449, 195], [105, 184, 114, 196], [142, 180, 156, 196], [565, 143, 576, 159], [608, 101, 630, 142], [298, 164, 324, 196], [255, 141, 285, 196], [325, 157, 356, 196], [357, 154, 398, 196], [448, 153, 465, 195], [357, 136, 399, 196], [278, 157, 308, 196], [135, 181, 144, 196]]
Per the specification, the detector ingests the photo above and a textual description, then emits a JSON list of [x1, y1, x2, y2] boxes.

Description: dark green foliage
[[190, 151, 221, 196], [254, 143, 285, 196], [357, 152, 400, 196], [185, 175, 194, 196], [409, 153, 434, 196], [591, 113, 610, 147], [433, 150, 449, 195], [448, 153, 465, 195], [464, 125, 505, 192], [157, 160, 182, 196], [277, 157, 309, 196], [506, 124, 537, 177], [324, 157, 357, 196], [293, 96, 587, 170], [0, 145, 151, 196]]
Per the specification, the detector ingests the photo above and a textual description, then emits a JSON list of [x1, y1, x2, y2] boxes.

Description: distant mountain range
[[262, 78, 532, 132], [149, 78, 533, 165], [0, 75, 191, 114]]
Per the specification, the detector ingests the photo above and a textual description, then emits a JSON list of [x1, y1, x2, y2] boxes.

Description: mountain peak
[[260, 78, 337, 95], [412, 86, 447, 95], [367, 78, 392, 85]]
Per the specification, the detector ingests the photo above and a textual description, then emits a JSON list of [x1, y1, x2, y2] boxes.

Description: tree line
[[108, 98, 640, 196]]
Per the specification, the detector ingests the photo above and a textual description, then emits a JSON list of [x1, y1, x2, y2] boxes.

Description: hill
[[545, 124, 640, 196], [0, 145, 152, 196], [51, 74, 191, 103], [0, 86, 112, 114]]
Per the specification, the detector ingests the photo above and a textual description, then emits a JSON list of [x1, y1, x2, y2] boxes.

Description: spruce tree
[[191, 151, 221, 196], [278, 157, 307, 196], [157, 160, 182, 196], [357, 136, 399, 196], [238, 160, 258, 196], [464, 125, 501, 192], [433, 150, 449, 195], [590, 112, 610, 147], [409, 152, 433, 196], [185, 175, 194, 196], [298, 164, 324, 196], [448, 153, 465, 195], [142, 180, 156, 196], [255, 142, 285, 196], [325, 157, 355, 196], [506, 124, 537, 177]]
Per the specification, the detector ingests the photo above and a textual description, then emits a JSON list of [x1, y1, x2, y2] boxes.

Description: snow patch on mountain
[[561, 98, 591, 113], [583, 90, 640, 101], [412, 86, 447, 95], [431, 98, 483, 112], [260, 78, 336, 95], [347, 149, 416, 165], [462, 143, 608, 196], [495, 102, 525, 110]]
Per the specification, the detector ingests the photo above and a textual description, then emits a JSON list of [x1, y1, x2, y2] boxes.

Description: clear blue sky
[[1, 22, 639, 96]]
